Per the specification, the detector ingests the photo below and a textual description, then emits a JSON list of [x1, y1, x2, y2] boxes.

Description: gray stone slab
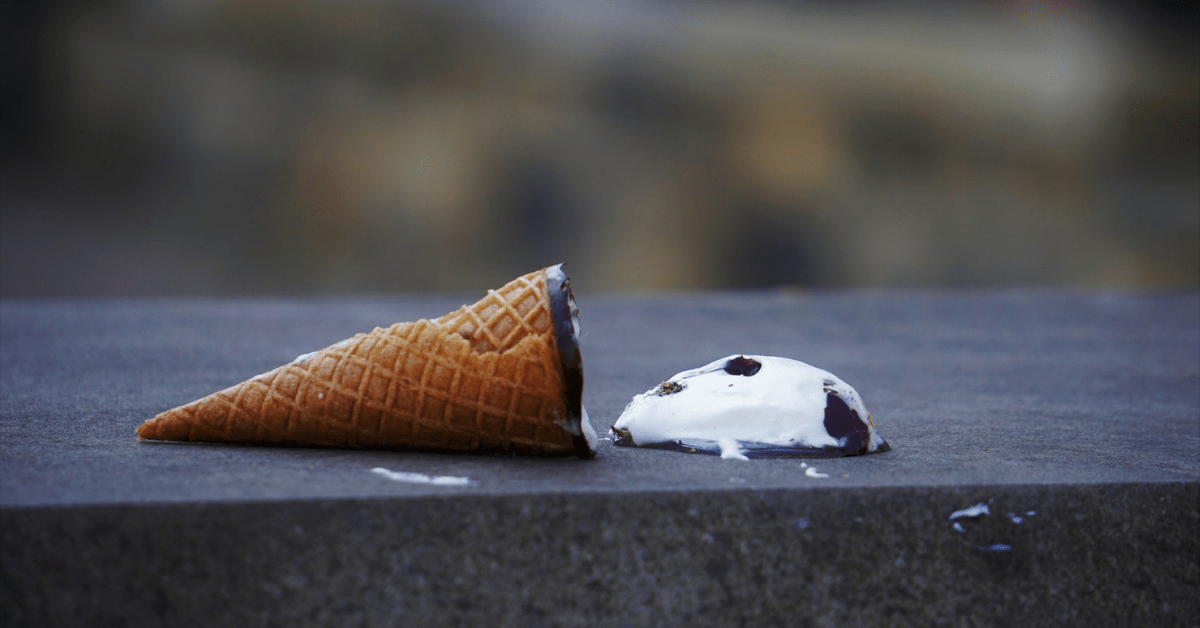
[[2, 291, 1198, 626], [2, 292, 1197, 504], [3, 483, 1196, 627]]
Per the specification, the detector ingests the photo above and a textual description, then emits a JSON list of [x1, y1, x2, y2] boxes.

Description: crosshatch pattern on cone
[[137, 268, 585, 456]]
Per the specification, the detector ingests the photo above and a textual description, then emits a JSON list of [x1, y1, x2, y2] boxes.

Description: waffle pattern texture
[[137, 268, 580, 456]]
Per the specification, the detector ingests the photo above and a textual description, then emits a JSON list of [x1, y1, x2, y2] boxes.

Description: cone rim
[[546, 264, 591, 458]]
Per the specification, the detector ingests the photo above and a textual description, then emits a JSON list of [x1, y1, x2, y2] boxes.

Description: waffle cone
[[138, 265, 595, 458]]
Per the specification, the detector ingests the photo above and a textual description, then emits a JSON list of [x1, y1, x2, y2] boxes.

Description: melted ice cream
[[611, 355, 888, 459]]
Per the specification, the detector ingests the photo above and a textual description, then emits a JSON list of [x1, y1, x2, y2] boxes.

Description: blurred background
[[1, 0, 1196, 297]]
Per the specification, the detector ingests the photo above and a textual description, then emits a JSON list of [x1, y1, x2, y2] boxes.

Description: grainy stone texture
[[2, 292, 1198, 626], [3, 484, 1196, 628]]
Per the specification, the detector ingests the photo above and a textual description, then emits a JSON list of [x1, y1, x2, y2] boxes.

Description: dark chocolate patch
[[723, 356, 762, 376], [823, 393, 869, 454], [656, 381, 686, 396], [610, 426, 635, 447]]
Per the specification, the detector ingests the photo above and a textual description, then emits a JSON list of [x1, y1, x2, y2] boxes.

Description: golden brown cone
[[138, 267, 589, 457]]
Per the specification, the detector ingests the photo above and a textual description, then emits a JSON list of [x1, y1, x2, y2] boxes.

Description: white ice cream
[[611, 355, 888, 459]]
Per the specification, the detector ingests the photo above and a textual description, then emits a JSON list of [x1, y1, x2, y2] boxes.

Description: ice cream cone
[[137, 265, 596, 458]]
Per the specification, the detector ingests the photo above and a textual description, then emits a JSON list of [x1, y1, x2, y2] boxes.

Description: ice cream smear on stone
[[611, 355, 889, 459]]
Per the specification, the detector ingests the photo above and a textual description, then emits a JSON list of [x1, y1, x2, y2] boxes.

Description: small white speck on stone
[[949, 503, 991, 521], [371, 467, 470, 486]]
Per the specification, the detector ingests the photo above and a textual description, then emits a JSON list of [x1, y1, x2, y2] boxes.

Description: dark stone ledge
[[2, 483, 1196, 627], [2, 292, 1197, 625]]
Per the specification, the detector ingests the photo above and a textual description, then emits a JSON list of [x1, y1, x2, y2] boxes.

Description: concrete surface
[[2, 291, 1198, 626]]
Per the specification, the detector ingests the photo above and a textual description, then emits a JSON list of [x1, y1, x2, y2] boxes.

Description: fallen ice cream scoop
[[610, 355, 889, 459]]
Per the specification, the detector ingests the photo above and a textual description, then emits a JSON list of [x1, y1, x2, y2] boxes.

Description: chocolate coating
[[546, 264, 591, 459]]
